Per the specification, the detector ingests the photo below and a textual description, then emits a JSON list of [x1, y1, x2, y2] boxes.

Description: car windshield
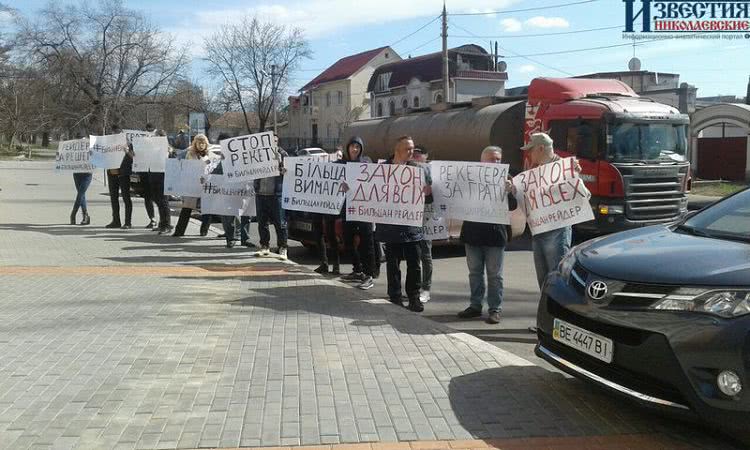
[[609, 122, 688, 163], [680, 189, 750, 243]]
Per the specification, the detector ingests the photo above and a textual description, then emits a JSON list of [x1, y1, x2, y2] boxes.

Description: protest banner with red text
[[513, 157, 594, 235], [345, 163, 425, 227]]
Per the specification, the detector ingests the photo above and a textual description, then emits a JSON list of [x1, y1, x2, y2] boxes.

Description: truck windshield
[[609, 122, 688, 163]]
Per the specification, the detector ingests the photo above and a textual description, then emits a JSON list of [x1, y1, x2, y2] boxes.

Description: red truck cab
[[524, 78, 691, 234]]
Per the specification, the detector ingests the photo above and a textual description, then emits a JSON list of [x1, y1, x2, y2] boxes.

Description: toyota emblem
[[587, 281, 608, 301]]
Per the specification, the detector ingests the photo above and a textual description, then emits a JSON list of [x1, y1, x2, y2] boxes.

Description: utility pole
[[441, 2, 449, 103], [271, 64, 278, 135]]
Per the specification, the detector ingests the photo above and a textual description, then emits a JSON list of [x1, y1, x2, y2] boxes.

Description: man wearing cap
[[521, 132, 581, 289]]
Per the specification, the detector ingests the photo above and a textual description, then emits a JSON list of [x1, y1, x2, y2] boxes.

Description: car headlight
[[558, 251, 576, 284], [651, 290, 750, 318]]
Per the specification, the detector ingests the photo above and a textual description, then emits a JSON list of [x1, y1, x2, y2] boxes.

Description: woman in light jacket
[[171, 134, 212, 237]]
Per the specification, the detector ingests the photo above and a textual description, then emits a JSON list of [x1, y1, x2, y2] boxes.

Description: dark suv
[[535, 188, 750, 439]]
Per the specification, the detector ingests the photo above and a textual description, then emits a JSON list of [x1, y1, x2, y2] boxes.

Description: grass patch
[[692, 182, 747, 197]]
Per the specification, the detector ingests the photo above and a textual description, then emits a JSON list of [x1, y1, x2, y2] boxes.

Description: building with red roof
[[287, 46, 400, 150]]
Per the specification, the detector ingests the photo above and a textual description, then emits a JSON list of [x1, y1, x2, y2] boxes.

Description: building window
[[337, 91, 343, 105], [377, 73, 392, 92], [326, 92, 331, 107], [548, 120, 600, 157], [402, 98, 408, 110], [413, 96, 420, 108], [377, 102, 383, 117], [388, 100, 395, 116], [434, 93, 443, 104]]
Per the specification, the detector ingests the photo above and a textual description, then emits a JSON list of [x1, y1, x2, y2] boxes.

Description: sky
[[9, 0, 750, 99]]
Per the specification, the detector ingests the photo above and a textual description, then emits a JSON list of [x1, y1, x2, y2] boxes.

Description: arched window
[[388, 100, 395, 116], [377, 102, 383, 117], [435, 93, 443, 104], [402, 98, 408, 110], [413, 96, 420, 108]]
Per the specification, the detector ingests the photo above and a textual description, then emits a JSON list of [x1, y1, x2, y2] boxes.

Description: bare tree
[[17, 0, 187, 134], [203, 16, 311, 133]]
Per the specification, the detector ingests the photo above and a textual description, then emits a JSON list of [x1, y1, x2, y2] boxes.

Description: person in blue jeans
[[70, 172, 93, 225], [519, 132, 579, 332], [456, 146, 516, 324]]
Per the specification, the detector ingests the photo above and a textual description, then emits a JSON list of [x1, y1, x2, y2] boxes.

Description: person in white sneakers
[[412, 146, 433, 303], [253, 136, 288, 259]]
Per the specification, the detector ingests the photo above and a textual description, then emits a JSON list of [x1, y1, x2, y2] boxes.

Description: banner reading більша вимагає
[[345, 162, 425, 227], [281, 157, 346, 215], [513, 157, 594, 235]]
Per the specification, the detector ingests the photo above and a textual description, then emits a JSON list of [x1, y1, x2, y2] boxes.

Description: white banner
[[345, 162, 425, 227], [122, 129, 154, 145], [132, 136, 170, 173], [220, 131, 280, 182], [200, 176, 256, 217], [55, 138, 93, 173], [282, 158, 346, 215], [513, 157, 594, 235], [164, 159, 207, 197], [89, 133, 127, 169], [422, 203, 449, 241], [431, 161, 510, 224]]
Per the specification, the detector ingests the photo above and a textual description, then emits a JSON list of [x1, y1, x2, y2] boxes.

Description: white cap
[[521, 132, 553, 151]]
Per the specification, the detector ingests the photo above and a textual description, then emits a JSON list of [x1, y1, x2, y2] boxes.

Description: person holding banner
[[103, 125, 130, 229], [152, 130, 173, 234], [456, 146, 517, 325], [412, 146, 433, 303], [172, 134, 212, 237], [520, 132, 581, 290], [253, 136, 289, 259], [375, 136, 432, 312], [138, 123, 157, 229], [337, 136, 376, 289], [70, 172, 93, 226]]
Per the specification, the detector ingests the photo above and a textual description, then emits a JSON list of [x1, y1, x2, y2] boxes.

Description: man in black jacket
[[457, 146, 517, 324], [338, 136, 376, 290], [375, 136, 432, 312]]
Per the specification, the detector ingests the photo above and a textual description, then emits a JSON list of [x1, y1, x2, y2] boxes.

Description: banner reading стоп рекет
[[220, 131, 280, 182]]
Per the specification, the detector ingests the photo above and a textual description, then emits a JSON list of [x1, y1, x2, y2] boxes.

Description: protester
[[521, 132, 580, 289], [253, 135, 288, 259], [137, 123, 157, 229], [412, 145, 432, 303], [151, 130, 173, 234], [338, 136, 376, 290], [115, 142, 136, 229], [172, 134, 212, 237], [313, 213, 340, 275], [519, 132, 580, 333], [104, 125, 127, 229], [70, 170, 92, 226], [174, 129, 189, 150], [375, 136, 432, 312], [456, 146, 517, 325]]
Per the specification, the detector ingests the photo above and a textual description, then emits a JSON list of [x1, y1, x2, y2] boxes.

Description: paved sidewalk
[[0, 162, 740, 449]]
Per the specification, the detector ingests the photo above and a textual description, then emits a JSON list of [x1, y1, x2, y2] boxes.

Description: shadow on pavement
[[448, 366, 742, 449]]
